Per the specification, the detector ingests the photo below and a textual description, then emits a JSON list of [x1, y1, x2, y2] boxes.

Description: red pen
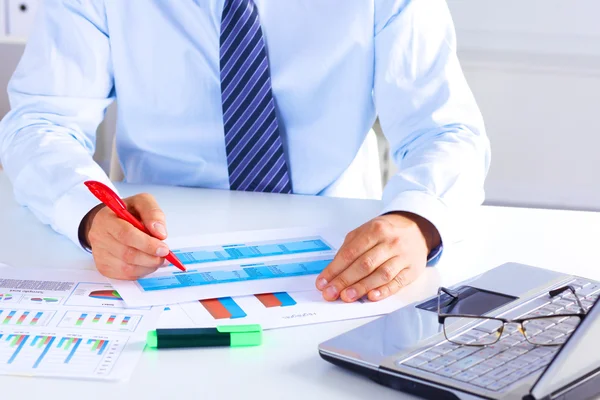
[[84, 180, 187, 272]]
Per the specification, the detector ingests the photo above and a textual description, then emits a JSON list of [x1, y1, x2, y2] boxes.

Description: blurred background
[[1, 0, 599, 210]]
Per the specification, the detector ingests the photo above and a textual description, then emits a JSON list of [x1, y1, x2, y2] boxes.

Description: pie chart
[[89, 290, 123, 301]]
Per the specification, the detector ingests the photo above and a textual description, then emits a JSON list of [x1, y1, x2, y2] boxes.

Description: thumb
[[129, 193, 168, 240]]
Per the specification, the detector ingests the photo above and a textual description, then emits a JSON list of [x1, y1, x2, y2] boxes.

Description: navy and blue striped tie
[[220, 0, 292, 193]]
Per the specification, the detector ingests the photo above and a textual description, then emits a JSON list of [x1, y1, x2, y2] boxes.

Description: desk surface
[[1, 172, 600, 400]]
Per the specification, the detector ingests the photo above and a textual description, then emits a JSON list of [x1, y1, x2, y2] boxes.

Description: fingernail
[[316, 278, 328, 290], [153, 222, 167, 237], [156, 246, 169, 257], [345, 288, 357, 301], [371, 289, 381, 299], [324, 286, 338, 300]]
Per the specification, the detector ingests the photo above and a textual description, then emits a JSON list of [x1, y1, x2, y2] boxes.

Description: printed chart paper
[[0, 268, 161, 381], [111, 228, 343, 307], [178, 289, 403, 330]]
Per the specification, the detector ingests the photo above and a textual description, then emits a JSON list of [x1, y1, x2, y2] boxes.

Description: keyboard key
[[571, 279, 591, 289], [525, 319, 556, 330], [418, 351, 442, 361], [451, 356, 485, 371], [454, 370, 479, 382], [577, 284, 600, 297], [506, 358, 530, 369], [541, 304, 564, 313], [484, 366, 517, 380], [477, 320, 505, 334], [401, 356, 430, 368], [505, 368, 534, 382], [506, 346, 529, 356], [481, 358, 506, 368], [521, 325, 542, 336], [495, 352, 518, 362], [465, 329, 489, 339], [487, 380, 511, 391], [502, 324, 520, 334], [447, 347, 480, 359], [542, 329, 566, 340], [419, 359, 451, 372], [468, 364, 493, 376], [528, 347, 554, 358], [429, 342, 461, 354], [473, 348, 502, 359], [520, 353, 541, 363], [520, 362, 546, 375], [451, 334, 478, 344], [471, 376, 496, 388], [512, 342, 537, 352], [499, 336, 522, 347], [529, 309, 552, 317], [552, 299, 573, 308], [437, 366, 462, 377], [582, 300, 594, 310], [486, 342, 511, 352], [553, 323, 576, 334]]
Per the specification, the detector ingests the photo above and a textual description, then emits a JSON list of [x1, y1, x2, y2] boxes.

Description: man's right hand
[[80, 193, 170, 280]]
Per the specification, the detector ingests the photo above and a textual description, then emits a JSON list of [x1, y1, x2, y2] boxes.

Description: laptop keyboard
[[399, 279, 600, 393]]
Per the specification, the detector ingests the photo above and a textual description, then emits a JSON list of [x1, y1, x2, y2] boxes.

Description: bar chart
[[255, 292, 297, 308], [58, 311, 142, 332], [0, 309, 54, 326], [0, 331, 125, 377], [172, 237, 333, 265], [200, 297, 247, 319]]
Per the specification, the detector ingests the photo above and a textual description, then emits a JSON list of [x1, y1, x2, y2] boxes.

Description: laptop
[[318, 262, 600, 400]]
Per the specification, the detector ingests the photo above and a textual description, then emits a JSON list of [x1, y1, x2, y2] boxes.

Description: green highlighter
[[146, 324, 262, 349]]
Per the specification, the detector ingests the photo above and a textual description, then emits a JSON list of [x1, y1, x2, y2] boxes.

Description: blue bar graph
[[31, 336, 40, 346], [138, 258, 332, 291], [64, 339, 81, 363], [219, 297, 247, 319], [274, 292, 298, 307], [58, 337, 67, 348], [33, 336, 55, 368], [172, 238, 332, 265], [98, 340, 109, 355], [8, 335, 29, 364]]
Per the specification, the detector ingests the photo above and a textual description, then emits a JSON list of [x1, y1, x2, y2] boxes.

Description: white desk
[[1, 171, 600, 400]]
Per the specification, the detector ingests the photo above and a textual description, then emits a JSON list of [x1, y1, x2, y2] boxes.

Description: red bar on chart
[[255, 293, 282, 308]]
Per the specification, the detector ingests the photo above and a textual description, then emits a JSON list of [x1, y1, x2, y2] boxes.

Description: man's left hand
[[316, 212, 441, 302]]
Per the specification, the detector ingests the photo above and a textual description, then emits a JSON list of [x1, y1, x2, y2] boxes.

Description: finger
[[100, 237, 165, 269], [339, 256, 405, 303], [316, 224, 383, 290], [108, 219, 170, 258], [324, 243, 391, 301], [130, 193, 168, 239], [368, 265, 420, 302], [94, 251, 159, 280]]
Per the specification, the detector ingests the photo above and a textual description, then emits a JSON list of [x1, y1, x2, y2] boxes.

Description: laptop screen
[[530, 295, 600, 399]]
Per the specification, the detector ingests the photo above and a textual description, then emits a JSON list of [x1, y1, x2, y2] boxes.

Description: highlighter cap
[[147, 330, 158, 348], [217, 324, 262, 347]]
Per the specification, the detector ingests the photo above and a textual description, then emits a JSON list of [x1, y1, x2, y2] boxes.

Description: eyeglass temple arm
[[549, 285, 586, 314], [439, 287, 460, 299]]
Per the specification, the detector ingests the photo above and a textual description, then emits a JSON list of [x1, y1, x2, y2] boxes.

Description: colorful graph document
[[179, 290, 401, 330], [111, 227, 343, 307], [0, 268, 161, 380]]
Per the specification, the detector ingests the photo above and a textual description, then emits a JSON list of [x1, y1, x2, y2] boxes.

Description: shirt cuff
[[53, 180, 118, 251], [381, 190, 449, 266]]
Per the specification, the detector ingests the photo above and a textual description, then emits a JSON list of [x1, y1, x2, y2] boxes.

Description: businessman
[[0, 0, 489, 303]]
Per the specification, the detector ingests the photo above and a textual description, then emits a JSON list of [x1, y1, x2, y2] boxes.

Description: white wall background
[[449, 0, 600, 210], [2, 0, 600, 211]]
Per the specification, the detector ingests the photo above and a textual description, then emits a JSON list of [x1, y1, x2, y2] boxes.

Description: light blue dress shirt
[[0, 0, 489, 252]]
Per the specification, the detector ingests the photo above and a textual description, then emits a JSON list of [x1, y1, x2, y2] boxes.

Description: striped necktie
[[220, 0, 292, 193]]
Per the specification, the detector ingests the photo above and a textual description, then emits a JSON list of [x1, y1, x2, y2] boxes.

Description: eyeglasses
[[437, 285, 587, 347]]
